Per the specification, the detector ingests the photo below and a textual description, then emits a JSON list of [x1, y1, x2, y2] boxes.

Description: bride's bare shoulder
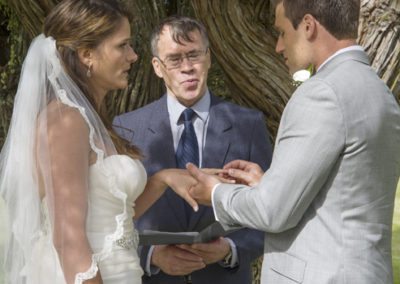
[[37, 100, 90, 142]]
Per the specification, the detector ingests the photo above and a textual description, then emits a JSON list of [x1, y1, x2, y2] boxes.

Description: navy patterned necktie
[[176, 108, 199, 169], [176, 108, 199, 227]]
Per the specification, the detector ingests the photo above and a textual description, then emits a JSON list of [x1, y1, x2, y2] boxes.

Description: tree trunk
[[1, 0, 399, 141], [359, 0, 400, 102], [192, 0, 400, 139], [192, 0, 294, 140]]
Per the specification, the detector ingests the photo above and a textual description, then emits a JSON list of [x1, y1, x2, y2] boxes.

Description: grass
[[393, 180, 400, 284]]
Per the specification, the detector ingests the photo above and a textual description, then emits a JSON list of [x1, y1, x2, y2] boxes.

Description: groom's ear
[[302, 14, 317, 41]]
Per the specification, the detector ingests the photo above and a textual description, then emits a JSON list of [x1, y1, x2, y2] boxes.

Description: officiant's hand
[[177, 237, 230, 265], [223, 159, 264, 187], [152, 245, 205, 275]]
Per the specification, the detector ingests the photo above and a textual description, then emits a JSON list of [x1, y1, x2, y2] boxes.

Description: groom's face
[[152, 26, 211, 107], [274, 2, 311, 75]]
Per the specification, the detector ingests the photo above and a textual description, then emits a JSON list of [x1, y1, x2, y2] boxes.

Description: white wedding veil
[[0, 34, 120, 283]]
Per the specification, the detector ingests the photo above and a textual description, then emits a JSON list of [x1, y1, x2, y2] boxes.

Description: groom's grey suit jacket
[[213, 50, 400, 283], [114, 93, 272, 284]]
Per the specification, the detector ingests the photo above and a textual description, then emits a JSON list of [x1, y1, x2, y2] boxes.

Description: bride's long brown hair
[[43, 0, 142, 159]]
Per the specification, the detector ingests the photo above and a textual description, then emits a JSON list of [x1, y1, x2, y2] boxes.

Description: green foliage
[[0, 4, 23, 88], [0, 2, 25, 147], [208, 57, 230, 100]]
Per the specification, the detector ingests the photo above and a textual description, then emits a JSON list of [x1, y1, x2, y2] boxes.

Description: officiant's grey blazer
[[213, 50, 400, 283], [114, 93, 272, 284]]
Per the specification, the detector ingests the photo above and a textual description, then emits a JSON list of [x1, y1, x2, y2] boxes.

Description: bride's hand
[[153, 169, 199, 212]]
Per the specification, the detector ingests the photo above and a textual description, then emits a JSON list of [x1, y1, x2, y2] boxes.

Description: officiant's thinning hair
[[150, 16, 209, 57]]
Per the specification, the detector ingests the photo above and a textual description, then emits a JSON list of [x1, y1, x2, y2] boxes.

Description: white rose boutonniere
[[292, 65, 314, 87]]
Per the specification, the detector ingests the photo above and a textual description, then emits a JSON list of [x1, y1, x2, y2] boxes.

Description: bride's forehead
[[99, 18, 132, 45]]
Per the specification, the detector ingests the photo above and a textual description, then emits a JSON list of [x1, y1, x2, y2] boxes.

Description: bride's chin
[[116, 80, 128, 89]]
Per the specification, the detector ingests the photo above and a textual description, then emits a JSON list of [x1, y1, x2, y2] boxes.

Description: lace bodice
[[30, 155, 146, 284], [80, 155, 147, 283], [86, 154, 147, 251]]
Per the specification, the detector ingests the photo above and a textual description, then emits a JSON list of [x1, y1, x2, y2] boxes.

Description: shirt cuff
[[219, 237, 239, 268], [145, 245, 161, 276], [211, 183, 222, 221]]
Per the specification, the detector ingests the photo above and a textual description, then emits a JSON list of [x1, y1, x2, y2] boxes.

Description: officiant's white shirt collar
[[167, 89, 211, 125]]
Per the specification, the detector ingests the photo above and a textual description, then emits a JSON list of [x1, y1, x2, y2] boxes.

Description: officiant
[[114, 15, 272, 284]]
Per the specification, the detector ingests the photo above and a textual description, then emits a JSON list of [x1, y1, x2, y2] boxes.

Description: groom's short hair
[[272, 0, 360, 40]]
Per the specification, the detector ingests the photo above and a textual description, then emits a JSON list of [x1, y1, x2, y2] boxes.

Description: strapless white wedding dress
[[24, 155, 147, 284]]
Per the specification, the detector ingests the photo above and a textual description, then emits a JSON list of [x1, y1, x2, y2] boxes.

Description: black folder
[[138, 221, 241, 245]]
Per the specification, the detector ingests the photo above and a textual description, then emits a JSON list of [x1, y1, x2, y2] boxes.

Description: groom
[[114, 16, 272, 284], [187, 0, 400, 283]]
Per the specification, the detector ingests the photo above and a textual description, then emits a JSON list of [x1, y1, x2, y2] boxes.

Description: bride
[[0, 0, 199, 283]]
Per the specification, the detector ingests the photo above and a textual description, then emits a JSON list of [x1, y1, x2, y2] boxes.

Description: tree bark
[[192, 0, 294, 140], [192, 0, 400, 138], [1, 0, 399, 141], [359, 0, 400, 101]]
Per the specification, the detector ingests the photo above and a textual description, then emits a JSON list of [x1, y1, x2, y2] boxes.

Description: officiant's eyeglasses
[[156, 49, 209, 70]]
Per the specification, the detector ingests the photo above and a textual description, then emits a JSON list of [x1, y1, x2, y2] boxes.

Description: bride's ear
[[77, 48, 93, 68]]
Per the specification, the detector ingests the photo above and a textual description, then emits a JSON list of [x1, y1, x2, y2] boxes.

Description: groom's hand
[[186, 163, 220, 205], [223, 159, 264, 187], [152, 245, 205, 275]]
